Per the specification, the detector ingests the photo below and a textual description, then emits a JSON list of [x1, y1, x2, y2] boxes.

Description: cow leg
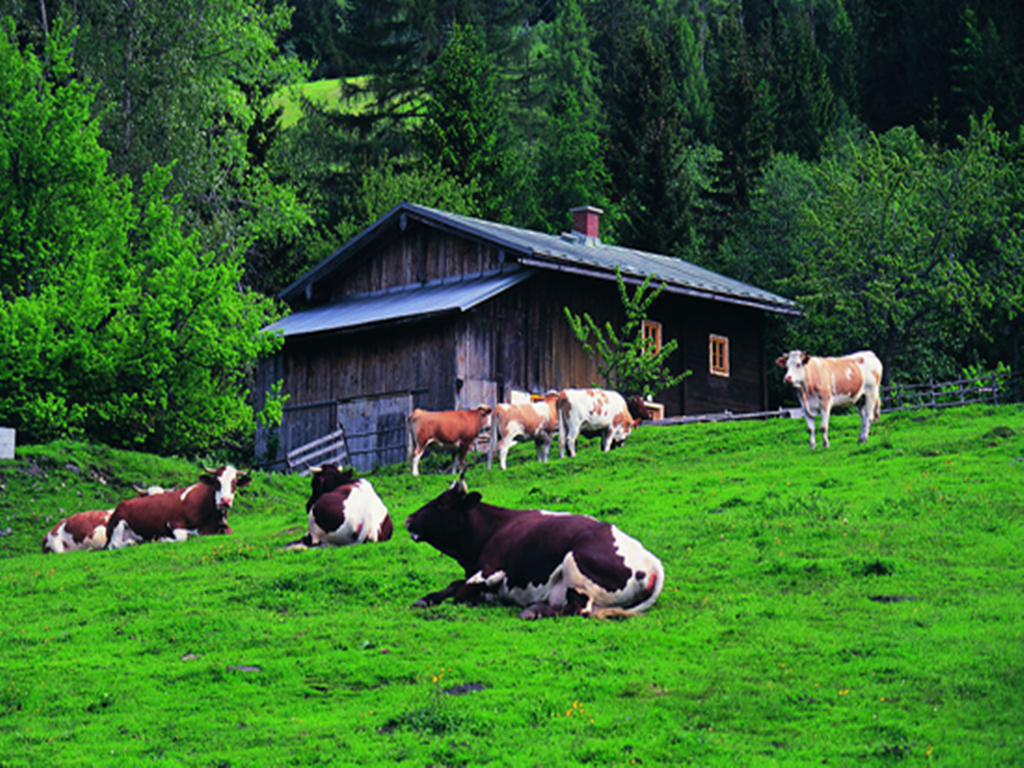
[[413, 579, 466, 607], [535, 438, 551, 464], [820, 400, 833, 448], [600, 428, 613, 452], [519, 589, 588, 620], [411, 448, 422, 477], [857, 400, 871, 443]]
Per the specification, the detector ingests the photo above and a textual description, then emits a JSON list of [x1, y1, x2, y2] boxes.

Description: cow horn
[[202, 464, 218, 475], [309, 465, 322, 475], [133, 482, 148, 494]]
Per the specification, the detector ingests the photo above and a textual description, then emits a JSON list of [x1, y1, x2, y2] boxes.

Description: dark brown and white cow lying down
[[43, 484, 168, 553], [405, 479, 664, 619], [286, 463, 393, 549], [105, 465, 250, 549], [407, 405, 492, 477]]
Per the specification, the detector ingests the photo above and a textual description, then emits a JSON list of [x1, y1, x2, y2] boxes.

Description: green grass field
[[271, 78, 373, 129], [1, 406, 1022, 765]]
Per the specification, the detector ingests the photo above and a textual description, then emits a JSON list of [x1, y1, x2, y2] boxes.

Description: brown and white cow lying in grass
[[105, 465, 249, 548], [407, 405, 492, 477], [405, 478, 664, 619], [557, 388, 638, 458], [43, 484, 168, 553], [286, 463, 392, 549], [43, 509, 114, 553], [777, 349, 884, 448], [487, 392, 560, 470]]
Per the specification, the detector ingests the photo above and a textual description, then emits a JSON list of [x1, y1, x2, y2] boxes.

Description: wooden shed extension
[[257, 203, 798, 470]]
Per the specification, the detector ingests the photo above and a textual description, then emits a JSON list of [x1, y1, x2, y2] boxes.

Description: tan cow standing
[[777, 350, 884, 448], [487, 392, 561, 470], [407, 406, 492, 477]]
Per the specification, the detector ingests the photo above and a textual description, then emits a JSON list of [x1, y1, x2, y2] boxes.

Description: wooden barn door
[[337, 393, 413, 472]]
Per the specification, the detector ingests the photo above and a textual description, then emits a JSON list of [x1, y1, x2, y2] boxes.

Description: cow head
[[776, 350, 811, 387], [309, 464, 355, 500], [405, 477, 482, 557], [626, 395, 653, 423], [201, 465, 251, 510]]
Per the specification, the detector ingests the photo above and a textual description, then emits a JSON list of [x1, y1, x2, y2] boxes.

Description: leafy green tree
[[0, 23, 283, 453], [533, 0, 610, 234], [419, 20, 517, 222], [772, 7, 835, 160], [1, 0, 311, 287], [564, 268, 691, 400], [607, 22, 719, 256], [706, 11, 775, 244], [784, 115, 1024, 381]]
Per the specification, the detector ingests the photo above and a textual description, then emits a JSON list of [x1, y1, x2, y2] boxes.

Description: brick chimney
[[570, 206, 603, 242]]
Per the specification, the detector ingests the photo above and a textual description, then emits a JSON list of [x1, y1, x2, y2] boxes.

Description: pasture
[[1, 406, 1022, 765]]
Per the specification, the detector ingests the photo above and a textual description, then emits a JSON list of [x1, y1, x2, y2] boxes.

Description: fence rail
[[880, 372, 1020, 413], [648, 372, 1021, 428]]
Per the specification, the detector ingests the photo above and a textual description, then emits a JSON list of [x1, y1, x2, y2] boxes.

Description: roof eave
[[517, 255, 801, 317]]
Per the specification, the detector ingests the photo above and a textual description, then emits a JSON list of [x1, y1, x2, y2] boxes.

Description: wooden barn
[[255, 203, 798, 470]]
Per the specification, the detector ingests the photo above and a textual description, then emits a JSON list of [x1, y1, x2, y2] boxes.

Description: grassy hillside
[[271, 78, 373, 129], [1, 406, 1022, 765]]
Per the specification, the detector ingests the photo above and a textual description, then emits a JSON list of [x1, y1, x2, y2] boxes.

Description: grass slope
[[1, 407, 1022, 765], [271, 78, 372, 129]]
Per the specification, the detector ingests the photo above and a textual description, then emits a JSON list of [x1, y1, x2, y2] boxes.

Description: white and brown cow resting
[[487, 392, 560, 470], [407, 405, 492, 477], [777, 350, 884, 448], [405, 478, 664, 619], [42, 484, 169, 553], [286, 463, 392, 548], [105, 465, 250, 548], [42, 508, 114, 553]]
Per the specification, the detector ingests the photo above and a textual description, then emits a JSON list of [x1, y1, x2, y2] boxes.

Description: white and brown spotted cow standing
[[557, 388, 638, 458], [777, 350, 884, 448], [487, 392, 560, 470]]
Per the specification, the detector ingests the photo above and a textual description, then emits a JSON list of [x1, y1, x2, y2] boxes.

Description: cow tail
[[557, 399, 568, 458], [629, 556, 665, 615]]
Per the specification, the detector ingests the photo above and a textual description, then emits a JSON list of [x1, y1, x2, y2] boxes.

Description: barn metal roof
[[263, 267, 536, 339], [275, 202, 799, 331]]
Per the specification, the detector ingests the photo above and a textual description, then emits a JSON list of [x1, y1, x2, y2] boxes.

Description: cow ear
[[462, 491, 483, 509], [775, 355, 788, 368], [236, 471, 252, 488], [801, 352, 810, 365]]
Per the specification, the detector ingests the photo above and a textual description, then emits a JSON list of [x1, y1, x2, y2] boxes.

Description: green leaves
[[564, 267, 690, 400], [0, 27, 283, 454]]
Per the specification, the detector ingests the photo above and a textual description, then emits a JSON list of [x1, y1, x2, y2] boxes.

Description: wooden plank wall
[[329, 222, 505, 300]]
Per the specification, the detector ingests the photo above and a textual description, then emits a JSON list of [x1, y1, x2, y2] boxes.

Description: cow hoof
[[518, 607, 542, 620], [412, 599, 430, 608]]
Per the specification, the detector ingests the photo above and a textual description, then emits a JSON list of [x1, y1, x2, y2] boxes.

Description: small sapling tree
[[564, 267, 690, 400]]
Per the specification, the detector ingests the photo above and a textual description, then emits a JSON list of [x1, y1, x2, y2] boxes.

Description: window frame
[[709, 334, 730, 377], [641, 319, 663, 356]]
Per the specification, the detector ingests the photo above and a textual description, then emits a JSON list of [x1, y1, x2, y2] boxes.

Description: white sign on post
[[0, 428, 15, 460]]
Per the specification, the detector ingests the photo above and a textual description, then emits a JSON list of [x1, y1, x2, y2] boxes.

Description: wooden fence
[[880, 372, 1019, 413], [649, 372, 1021, 428]]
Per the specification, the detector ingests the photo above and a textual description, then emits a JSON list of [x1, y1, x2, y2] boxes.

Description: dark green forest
[[1, 0, 1022, 454]]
